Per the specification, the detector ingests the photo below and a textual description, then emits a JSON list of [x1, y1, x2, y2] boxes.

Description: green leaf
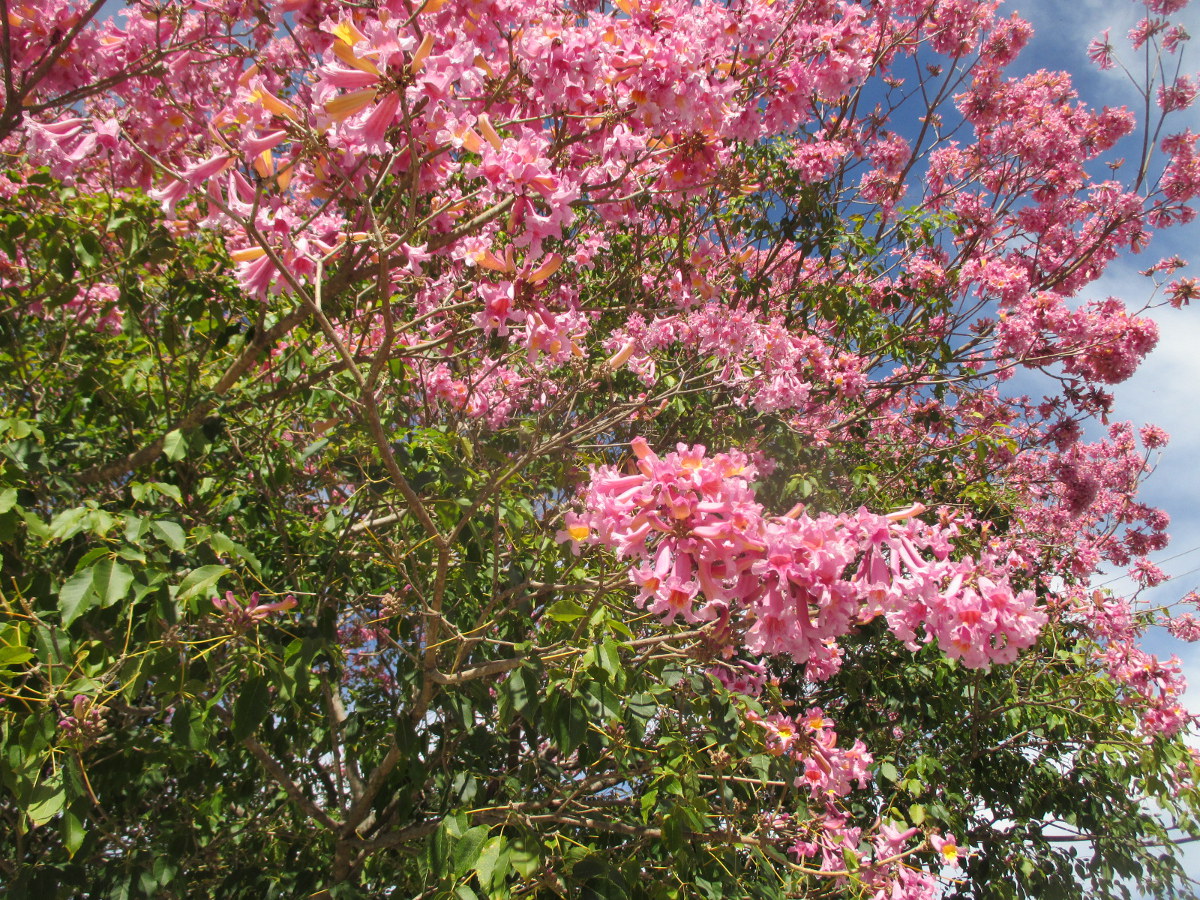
[[162, 429, 186, 462], [49, 506, 88, 541], [155, 482, 183, 504], [878, 761, 900, 784], [0, 488, 17, 514], [474, 835, 507, 889], [547, 690, 588, 754], [123, 514, 147, 543], [27, 781, 65, 827], [452, 824, 490, 877], [171, 704, 206, 752], [429, 820, 452, 874], [62, 808, 86, 856], [132, 480, 183, 505], [176, 565, 230, 602], [0, 644, 31, 667], [21, 509, 48, 539], [59, 569, 95, 626], [231, 675, 271, 741], [580, 679, 622, 723], [207, 532, 261, 574], [75, 231, 102, 267], [498, 666, 540, 724], [573, 857, 630, 899], [640, 788, 659, 824], [93, 559, 134, 608], [544, 598, 587, 622], [626, 691, 657, 733], [150, 519, 186, 551], [605, 616, 634, 640], [598, 639, 623, 684], [508, 836, 540, 878]]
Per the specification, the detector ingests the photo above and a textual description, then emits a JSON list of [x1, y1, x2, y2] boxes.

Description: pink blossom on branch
[[564, 438, 1047, 679], [213, 590, 297, 631], [1088, 30, 1116, 70], [1158, 75, 1200, 112]]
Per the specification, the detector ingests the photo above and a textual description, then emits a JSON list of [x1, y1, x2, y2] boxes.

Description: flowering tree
[[2, 0, 1200, 897]]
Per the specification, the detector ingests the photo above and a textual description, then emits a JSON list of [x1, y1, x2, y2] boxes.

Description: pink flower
[[1163, 24, 1190, 54], [149, 154, 234, 214], [1147, 0, 1188, 14], [1167, 614, 1200, 642], [1129, 17, 1164, 51], [1158, 76, 1199, 113], [213, 591, 297, 631], [1087, 30, 1115, 70], [1167, 277, 1200, 308], [876, 822, 920, 855], [1140, 424, 1169, 448], [556, 513, 591, 554], [931, 834, 963, 869]]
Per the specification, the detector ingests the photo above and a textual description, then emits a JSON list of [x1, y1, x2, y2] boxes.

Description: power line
[[1094, 542, 1200, 590]]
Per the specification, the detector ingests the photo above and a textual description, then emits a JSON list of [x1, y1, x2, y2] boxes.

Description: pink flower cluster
[[213, 590, 297, 632], [563, 437, 1047, 678], [1062, 588, 1199, 739], [1101, 642, 1193, 736], [780, 805, 960, 899], [1167, 613, 1200, 642], [57, 694, 106, 748], [749, 707, 873, 799], [602, 301, 866, 426]]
